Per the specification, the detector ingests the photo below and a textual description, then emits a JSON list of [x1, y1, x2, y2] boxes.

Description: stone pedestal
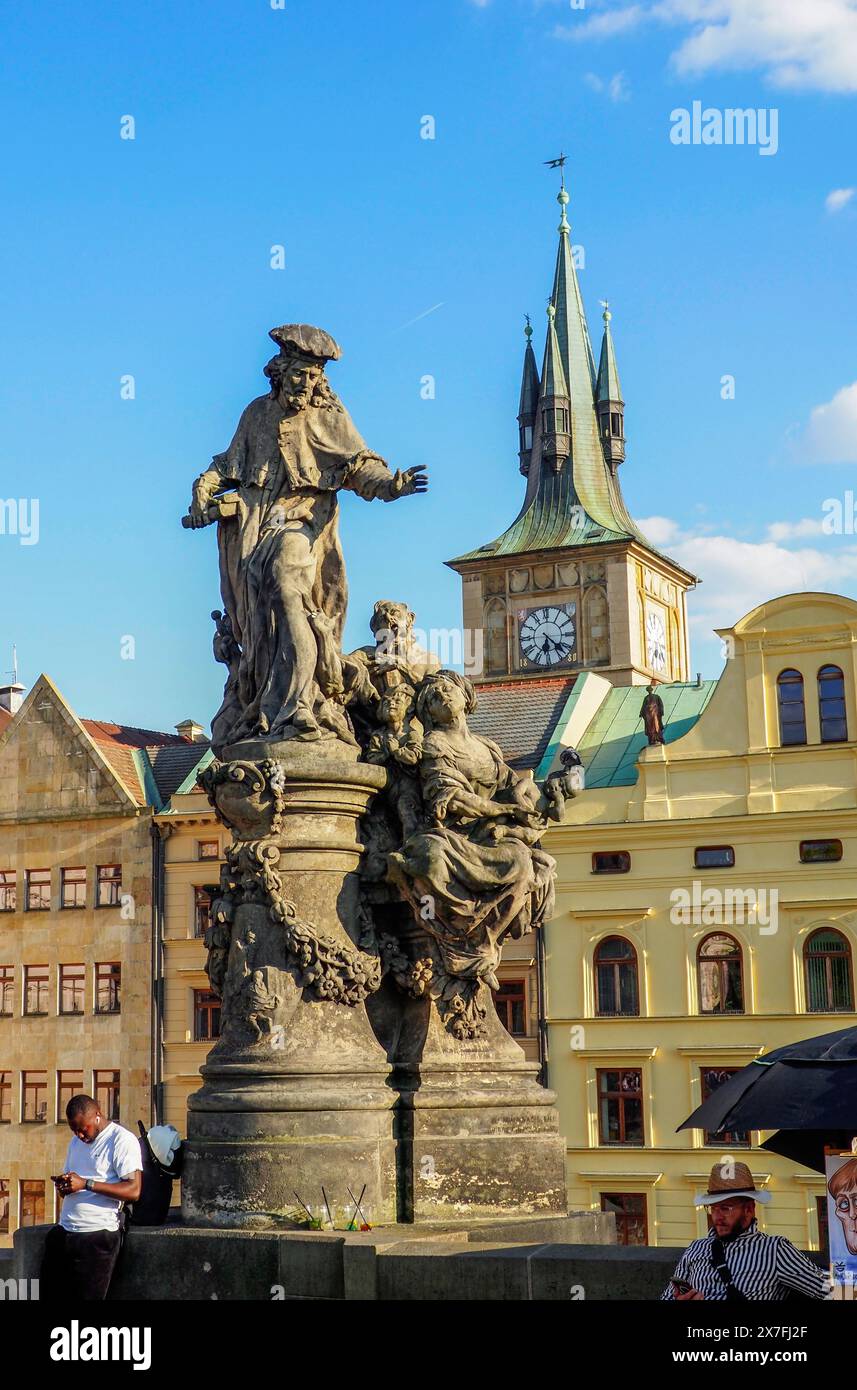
[[182, 742, 398, 1229]]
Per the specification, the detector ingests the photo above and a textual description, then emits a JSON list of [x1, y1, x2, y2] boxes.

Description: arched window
[[777, 669, 806, 746], [804, 928, 854, 1012], [484, 599, 507, 676], [594, 937, 639, 1016], [818, 665, 848, 744], [698, 933, 744, 1014]]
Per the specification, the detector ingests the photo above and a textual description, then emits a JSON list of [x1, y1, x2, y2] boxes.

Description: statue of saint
[[640, 682, 665, 745], [185, 325, 427, 750]]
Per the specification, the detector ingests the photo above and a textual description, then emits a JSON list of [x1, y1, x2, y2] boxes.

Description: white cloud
[[826, 187, 856, 213], [674, 532, 857, 634], [766, 518, 826, 541], [584, 70, 631, 100], [561, 0, 857, 94], [638, 515, 681, 545], [794, 381, 857, 465]]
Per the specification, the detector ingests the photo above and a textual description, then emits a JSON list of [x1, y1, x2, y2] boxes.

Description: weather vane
[[544, 152, 567, 189]]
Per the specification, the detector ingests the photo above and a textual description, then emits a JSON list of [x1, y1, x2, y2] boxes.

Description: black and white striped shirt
[[662, 1220, 828, 1300]]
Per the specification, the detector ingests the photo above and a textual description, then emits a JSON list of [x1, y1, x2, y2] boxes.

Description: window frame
[[804, 928, 854, 1013], [193, 989, 222, 1042], [93, 1069, 121, 1122], [818, 664, 848, 744], [596, 1067, 645, 1146], [60, 866, 87, 910], [94, 962, 121, 1015], [697, 932, 745, 1015], [0, 1178, 8, 1234], [494, 979, 527, 1037], [19, 1179, 45, 1228], [699, 1066, 750, 1146], [96, 864, 122, 909], [193, 886, 213, 939], [21, 1070, 48, 1124], [777, 667, 807, 747], [23, 963, 50, 1016], [0, 1070, 11, 1123], [594, 936, 640, 1017], [694, 845, 735, 870], [0, 965, 13, 1017], [592, 851, 631, 875], [799, 838, 843, 864], [59, 963, 86, 1016], [25, 868, 51, 912], [0, 870, 16, 912], [600, 1191, 647, 1245], [57, 1070, 84, 1121]]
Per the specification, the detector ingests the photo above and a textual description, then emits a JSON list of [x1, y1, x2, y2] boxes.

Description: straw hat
[[694, 1159, 772, 1207]]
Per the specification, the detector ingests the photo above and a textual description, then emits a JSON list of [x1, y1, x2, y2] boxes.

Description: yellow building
[[0, 676, 197, 1247], [152, 767, 225, 1136], [538, 592, 857, 1249]]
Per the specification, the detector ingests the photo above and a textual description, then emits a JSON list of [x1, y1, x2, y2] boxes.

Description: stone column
[[182, 742, 398, 1229]]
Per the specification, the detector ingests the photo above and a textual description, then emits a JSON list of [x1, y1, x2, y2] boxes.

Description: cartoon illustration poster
[[826, 1152, 857, 1298]]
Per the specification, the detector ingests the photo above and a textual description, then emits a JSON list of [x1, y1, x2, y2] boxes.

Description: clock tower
[[447, 178, 697, 688]]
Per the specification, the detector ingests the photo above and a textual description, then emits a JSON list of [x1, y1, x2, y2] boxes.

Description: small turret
[[596, 302, 625, 472], [517, 316, 540, 476], [540, 302, 570, 473]]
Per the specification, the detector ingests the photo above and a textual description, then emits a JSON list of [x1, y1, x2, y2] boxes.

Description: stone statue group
[[185, 326, 580, 1044]]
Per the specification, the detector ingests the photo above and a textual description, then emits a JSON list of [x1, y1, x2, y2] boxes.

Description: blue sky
[[1, 0, 855, 731]]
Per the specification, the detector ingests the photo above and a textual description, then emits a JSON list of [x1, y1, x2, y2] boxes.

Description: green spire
[[540, 302, 569, 401], [596, 303, 623, 406], [518, 314, 540, 419]]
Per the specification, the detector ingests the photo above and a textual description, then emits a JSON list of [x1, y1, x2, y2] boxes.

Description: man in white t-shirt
[[40, 1093, 143, 1301]]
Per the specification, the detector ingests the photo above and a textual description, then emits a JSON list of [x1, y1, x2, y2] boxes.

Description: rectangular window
[[24, 964, 49, 1015], [59, 963, 86, 1015], [694, 845, 735, 870], [0, 870, 16, 912], [194, 887, 212, 939], [96, 864, 121, 908], [601, 1192, 647, 1245], [0, 965, 13, 1017], [19, 1180, 45, 1228], [193, 990, 222, 1041], [26, 868, 51, 911], [198, 840, 219, 860], [94, 1070, 120, 1122], [494, 980, 526, 1036], [0, 1071, 11, 1123], [57, 1070, 84, 1120], [799, 839, 843, 864], [61, 866, 87, 909], [22, 1071, 48, 1123], [94, 963, 121, 1015], [700, 1067, 749, 1145], [592, 851, 631, 875], [597, 1068, 644, 1146], [0, 1179, 8, 1233]]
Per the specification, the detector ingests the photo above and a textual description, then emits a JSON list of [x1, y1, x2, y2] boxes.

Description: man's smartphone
[[671, 1278, 693, 1295]]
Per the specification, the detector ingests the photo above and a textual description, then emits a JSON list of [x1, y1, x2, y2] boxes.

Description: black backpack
[[125, 1121, 184, 1227]]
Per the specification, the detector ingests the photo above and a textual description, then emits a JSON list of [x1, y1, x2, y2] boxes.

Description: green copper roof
[[596, 308, 623, 405], [449, 186, 657, 567], [576, 680, 717, 788]]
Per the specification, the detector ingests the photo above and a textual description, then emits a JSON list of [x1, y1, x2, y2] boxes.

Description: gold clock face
[[519, 604, 576, 667]]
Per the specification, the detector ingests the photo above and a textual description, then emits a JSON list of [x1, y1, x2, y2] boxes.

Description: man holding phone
[[662, 1160, 829, 1301], [41, 1093, 143, 1302]]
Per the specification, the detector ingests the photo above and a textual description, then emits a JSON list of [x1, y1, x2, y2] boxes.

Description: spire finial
[[544, 152, 571, 233], [547, 301, 556, 322], [524, 313, 533, 343], [600, 298, 612, 325]]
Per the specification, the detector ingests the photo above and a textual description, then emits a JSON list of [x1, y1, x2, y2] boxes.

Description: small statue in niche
[[640, 682, 665, 745]]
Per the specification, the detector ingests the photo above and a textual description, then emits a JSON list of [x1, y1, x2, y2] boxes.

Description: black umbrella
[[679, 1024, 857, 1174]]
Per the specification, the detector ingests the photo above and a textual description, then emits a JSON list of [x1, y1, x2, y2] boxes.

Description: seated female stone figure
[[386, 669, 558, 1031]]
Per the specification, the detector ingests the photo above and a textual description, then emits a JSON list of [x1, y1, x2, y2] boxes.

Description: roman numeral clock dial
[[519, 605, 575, 668]]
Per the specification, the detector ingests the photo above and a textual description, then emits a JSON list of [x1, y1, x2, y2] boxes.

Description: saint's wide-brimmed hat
[[694, 1159, 772, 1207], [268, 323, 342, 362]]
